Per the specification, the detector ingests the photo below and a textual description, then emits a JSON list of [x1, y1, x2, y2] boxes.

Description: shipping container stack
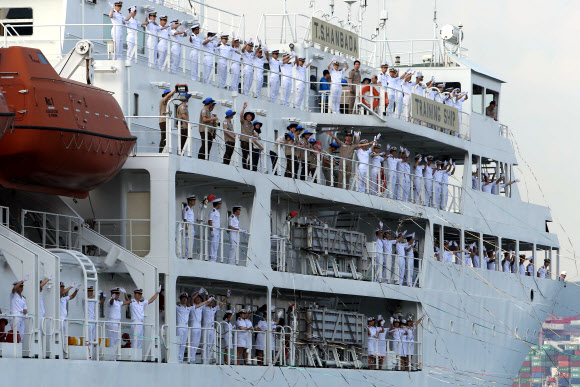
[[511, 315, 580, 387]]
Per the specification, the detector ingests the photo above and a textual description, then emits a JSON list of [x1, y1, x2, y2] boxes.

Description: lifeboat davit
[[0, 46, 136, 198]]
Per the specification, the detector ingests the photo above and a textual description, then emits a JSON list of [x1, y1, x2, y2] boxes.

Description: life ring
[[360, 86, 380, 109]]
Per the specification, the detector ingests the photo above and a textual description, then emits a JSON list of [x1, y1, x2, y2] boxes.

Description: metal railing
[[175, 221, 249, 265], [271, 236, 288, 271], [365, 251, 423, 287], [499, 123, 509, 138], [367, 337, 422, 371], [0, 314, 34, 359], [91, 219, 151, 257], [20, 210, 83, 251]]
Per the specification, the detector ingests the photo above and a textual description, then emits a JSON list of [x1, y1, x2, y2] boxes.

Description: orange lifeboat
[[0, 46, 136, 198]]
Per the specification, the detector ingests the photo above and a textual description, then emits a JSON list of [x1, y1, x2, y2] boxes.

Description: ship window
[[133, 93, 139, 116], [472, 84, 484, 114], [36, 53, 48, 64], [0, 8, 34, 36]]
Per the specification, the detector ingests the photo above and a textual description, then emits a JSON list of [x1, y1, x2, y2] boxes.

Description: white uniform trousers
[[88, 323, 96, 344], [269, 74, 280, 103], [386, 169, 397, 199], [184, 227, 195, 258], [402, 94, 411, 121], [398, 255, 406, 285], [440, 183, 449, 210], [107, 320, 121, 349], [209, 229, 220, 262], [202, 325, 215, 361], [398, 175, 410, 202], [396, 92, 404, 119], [281, 78, 292, 106], [111, 25, 123, 60], [242, 66, 253, 95], [189, 325, 202, 363], [357, 163, 368, 193], [60, 318, 67, 338], [255, 70, 264, 98], [189, 50, 199, 81], [370, 167, 381, 195], [10, 316, 25, 336], [433, 182, 442, 210], [177, 326, 188, 362], [383, 254, 392, 283], [170, 44, 181, 74], [295, 80, 306, 109], [202, 54, 213, 84], [424, 180, 433, 207], [157, 40, 168, 70], [131, 322, 144, 349], [375, 252, 383, 282], [413, 176, 423, 204], [217, 59, 228, 89], [331, 84, 342, 114], [230, 63, 241, 91], [406, 257, 413, 286], [126, 33, 137, 63], [147, 36, 158, 68], [387, 91, 396, 116], [228, 231, 239, 265]]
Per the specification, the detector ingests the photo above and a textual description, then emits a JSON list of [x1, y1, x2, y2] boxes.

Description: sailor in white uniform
[[265, 49, 282, 103], [169, 20, 186, 74], [216, 34, 233, 89], [382, 231, 397, 283], [176, 292, 191, 362], [183, 194, 196, 258], [397, 149, 411, 202], [124, 6, 140, 63], [253, 47, 266, 98], [280, 53, 294, 106], [328, 57, 348, 114], [518, 255, 527, 275], [385, 68, 403, 117], [38, 276, 51, 334], [388, 318, 404, 369], [10, 275, 29, 335], [227, 206, 245, 265], [374, 229, 384, 282], [109, 2, 126, 60], [401, 70, 414, 121], [201, 31, 217, 84], [208, 198, 222, 262], [145, 12, 161, 69], [370, 144, 385, 195], [378, 62, 389, 90], [376, 316, 388, 368], [229, 36, 242, 91], [537, 258, 550, 278], [235, 308, 253, 364], [432, 161, 445, 208], [241, 39, 256, 95], [386, 146, 400, 199], [440, 160, 455, 210], [222, 310, 235, 364], [423, 156, 435, 206], [107, 287, 130, 353], [294, 56, 313, 109], [402, 316, 424, 371], [83, 286, 100, 344], [367, 317, 379, 368], [201, 291, 229, 362], [412, 155, 424, 204], [405, 234, 416, 286], [60, 281, 80, 338], [412, 72, 430, 97], [188, 288, 213, 363], [156, 16, 170, 70], [254, 307, 281, 365], [355, 139, 376, 193], [129, 287, 160, 349], [188, 24, 202, 81], [395, 232, 408, 285]]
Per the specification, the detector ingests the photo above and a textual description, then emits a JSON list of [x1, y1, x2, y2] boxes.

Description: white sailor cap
[[179, 292, 189, 298], [415, 154, 422, 159], [134, 288, 143, 294], [406, 232, 415, 239], [380, 62, 389, 68], [212, 198, 222, 203], [367, 316, 376, 321], [225, 310, 233, 314], [232, 205, 242, 208], [191, 23, 200, 29], [416, 71, 423, 78], [271, 306, 276, 312], [561, 271, 567, 276], [110, 287, 121, 293], [159, 15, 168, 21], [12, 280, 22, 286], [401, 319, 407, 324], [207, 31, 217, 35], [426, 155, 434, 160], [187, 194, 196, 200], [171, 19, 179, 24]]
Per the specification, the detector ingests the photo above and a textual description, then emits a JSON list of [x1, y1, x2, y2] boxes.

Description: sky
[[211, 0, 580, 278]]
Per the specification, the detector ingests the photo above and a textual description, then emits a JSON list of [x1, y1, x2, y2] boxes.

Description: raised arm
[[69, 287, 80, 301], [148, 287, 160, 304], [325, 130, 339, 142]]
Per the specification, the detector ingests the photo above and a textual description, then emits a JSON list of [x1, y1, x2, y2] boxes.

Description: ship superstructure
[[0, 1, 573, 386]]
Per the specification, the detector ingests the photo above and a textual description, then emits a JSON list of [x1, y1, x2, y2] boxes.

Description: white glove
[[376, 133, 381, 140], [198, 287, 206, 295], [277, 310, 283, 318], [452, 162, 456, 167], [514, 179, 520, 183], [378, 314, 383, 320], [71, 281, 77, 288], [380, 320, 385, 327], [75, 284, 82, 291], [48, 275, 53, 281], [258, 38, 262, 46], [500, 173, 505, 179], [308, 59, 313, 65], [399, 146, 404, 152], [431, 76, 435, 82], [98, 290, 104, 297], [158, 285, 162, 293], [444, 161, 448, 167], [354, 131, 360, 139], [108, 2, 115, 8], [23, 274, 30, 282], [208, 296, 215, 302], [390, 317, 394, 324], [227, 289, 231, 297], [379, 221, 383, 229], [263, 45, 268, 52], [119, 287, 126, 294]]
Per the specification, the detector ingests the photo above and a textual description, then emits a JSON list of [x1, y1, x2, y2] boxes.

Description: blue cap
[[296, 125, 303, 130], [308, 138, 316, 143], [163, 88, 171, 95], [253, 120, 262, 126], [285, 132, 295, 140], [330, 142, 339, 148], [182, 93, 192, 99], [203, 97, 216, 105], [302, 130, 312, 135], [225, 109, 236, 117]]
